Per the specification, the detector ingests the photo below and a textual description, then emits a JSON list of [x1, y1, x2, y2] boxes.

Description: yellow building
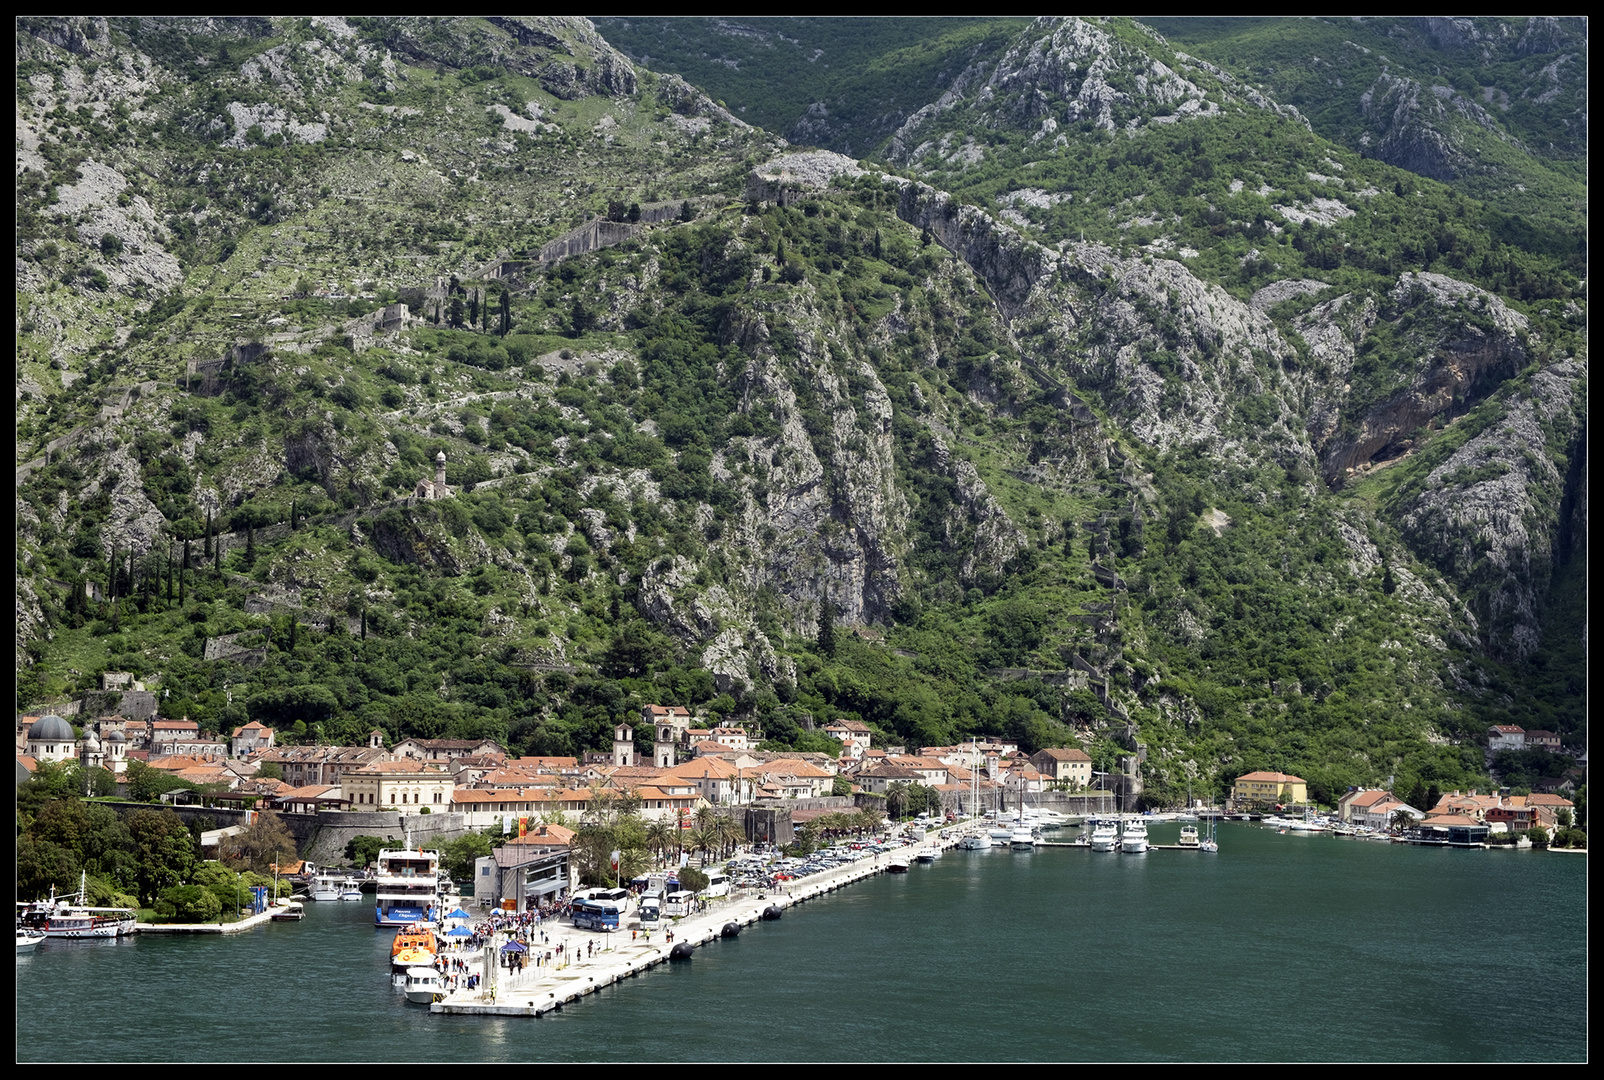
[[343, 758, 452, 810], [1232, 770, 1308, 807]]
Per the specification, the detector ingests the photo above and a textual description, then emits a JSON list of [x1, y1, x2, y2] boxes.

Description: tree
[[346, 835, 386, 868], [218, 809, 298, 873], [448, 296, 465, 329], [569, 299, 593, 337], [440, 833, 493, 881], [498, 288, 512, 337], [886, 782, 909, 821], [157, 884, 222, 923], [817, 598, 838, 657], [126, 808, 198, 906], [678, 866, 709, 894]]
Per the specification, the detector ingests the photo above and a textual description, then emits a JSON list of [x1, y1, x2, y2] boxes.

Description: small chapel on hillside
[[415, 450, 452, 500]]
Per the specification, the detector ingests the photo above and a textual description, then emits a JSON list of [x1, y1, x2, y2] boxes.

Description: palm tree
[[646, 820, 675, 865], [716, 814, 745, 859], [886, 782, 909, 821], [689, 825, 717, 867]]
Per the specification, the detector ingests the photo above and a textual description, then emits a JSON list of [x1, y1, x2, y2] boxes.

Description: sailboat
[[1199, 814, 1219, 853], [959, 742, 992, 849], [1008, 768, 1035, 849]]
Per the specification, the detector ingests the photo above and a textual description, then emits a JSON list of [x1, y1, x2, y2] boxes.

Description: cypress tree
[[499, 289, 511, 337], [204, 510, 213, 559], [817, 598, 837, 658]]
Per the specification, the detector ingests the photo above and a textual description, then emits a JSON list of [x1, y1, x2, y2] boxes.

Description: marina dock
[[434, 847, 915, 1017]]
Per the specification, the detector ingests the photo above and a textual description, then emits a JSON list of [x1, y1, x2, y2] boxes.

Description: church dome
[[31, 714, 74, 741]]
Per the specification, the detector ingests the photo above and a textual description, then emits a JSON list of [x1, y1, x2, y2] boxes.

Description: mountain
[[14, 17, 1585, 807]]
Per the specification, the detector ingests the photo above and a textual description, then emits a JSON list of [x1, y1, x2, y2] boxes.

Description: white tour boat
[[373, 840, 444, 927], [17, 874, 137, 938]]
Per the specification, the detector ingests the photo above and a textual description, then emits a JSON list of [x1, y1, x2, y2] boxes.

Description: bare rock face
[[1318, 272, 1533, 484], [718, 291, 910, 631], [1395, 360, 1585, 660]]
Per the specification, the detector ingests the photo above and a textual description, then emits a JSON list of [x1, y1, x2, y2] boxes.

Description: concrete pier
[[433, 844, 928, 1017]]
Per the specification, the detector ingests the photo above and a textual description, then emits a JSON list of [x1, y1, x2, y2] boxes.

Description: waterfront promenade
[[435, 843, 926, 1017], [137, 907, 281, 934]]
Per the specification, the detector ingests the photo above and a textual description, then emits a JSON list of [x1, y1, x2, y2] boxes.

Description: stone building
[[415, 450, 452, 500]]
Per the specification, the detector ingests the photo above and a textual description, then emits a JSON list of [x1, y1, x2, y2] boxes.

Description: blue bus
[[571, 888, 628, 931]]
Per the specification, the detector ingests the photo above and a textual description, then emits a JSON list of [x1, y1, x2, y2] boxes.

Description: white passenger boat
[[373, 841, 443, 927], [339, 877, 365, 901], [1120, 818, 1149, 854], [1178, 824, 1200, 849], [17, 875, 136, 938]]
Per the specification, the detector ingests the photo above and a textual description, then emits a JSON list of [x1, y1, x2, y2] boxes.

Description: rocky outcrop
[[1395, 360, 1585, 660], [1318, 273, 1533, 483], [1357, 72, 1505, 181]]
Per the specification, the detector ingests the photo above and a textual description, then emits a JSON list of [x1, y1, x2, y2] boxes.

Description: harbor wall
[[303, 810, 472, 866]]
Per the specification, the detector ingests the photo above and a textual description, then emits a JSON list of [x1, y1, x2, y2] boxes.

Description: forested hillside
[[14, 17, 1585, 808]]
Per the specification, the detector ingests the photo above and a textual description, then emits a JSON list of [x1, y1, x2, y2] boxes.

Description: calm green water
[[16, 824, 1587, 1061]]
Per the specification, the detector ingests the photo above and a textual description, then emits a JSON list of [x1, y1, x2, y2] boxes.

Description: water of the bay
[[17, 823, 1587, 1061]]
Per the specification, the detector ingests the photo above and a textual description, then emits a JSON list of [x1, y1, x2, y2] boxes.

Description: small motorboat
[[270, 901, 306, 921], [401, 966, 443, 1004], [17, 928, 48, 951]]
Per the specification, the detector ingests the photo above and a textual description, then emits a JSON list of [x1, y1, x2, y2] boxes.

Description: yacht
[[1178, 824, 1200, 849], [1089, 820, 1120, 852], [1120, 817, 1149, 854], [310, 870, 343, 902]]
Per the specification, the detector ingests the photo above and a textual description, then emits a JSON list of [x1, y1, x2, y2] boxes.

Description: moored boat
[[373, 842, 443, 927], [401, 966, 443, 1004], [17, 875, 136, 938], [1120, 818, 1149, 854], [1090, 821, 1119, 852]]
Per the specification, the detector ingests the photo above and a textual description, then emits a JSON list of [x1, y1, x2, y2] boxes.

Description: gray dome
[[31, 714, 74, 741], [82, 731, 102, 751], [106, 729, 127, 743]]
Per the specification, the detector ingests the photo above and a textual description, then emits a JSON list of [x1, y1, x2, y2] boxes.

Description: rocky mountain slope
[[14, 17, 1585, 805]]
